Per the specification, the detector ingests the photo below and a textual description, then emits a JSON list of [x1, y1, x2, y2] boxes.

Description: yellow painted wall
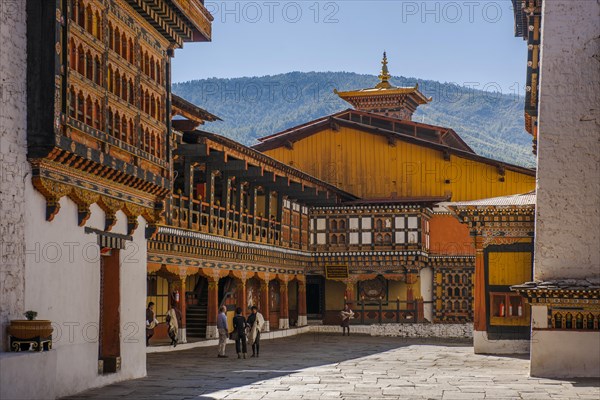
[[325, 280, 346, 310], [488, 251, 532, 286], [263, 127, 535, 201], [323, 279, 418, 310], [147, 276, 169, 323], [412, 279, 422, 298]]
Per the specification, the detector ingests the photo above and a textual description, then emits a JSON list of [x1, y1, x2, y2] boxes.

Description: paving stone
[[62, 334, 599, 400]]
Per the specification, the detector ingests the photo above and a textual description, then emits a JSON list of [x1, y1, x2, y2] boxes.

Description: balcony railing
[[351, 298, 425, 324], [170, 193, 283, 247]]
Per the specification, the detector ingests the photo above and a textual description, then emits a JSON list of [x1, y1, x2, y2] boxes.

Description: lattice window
[[108, 22, 114, 50], [77, 92, 84, 121], [85, 5, 93, 34], [94, 11, 101, 40], [85, 96, 93, 126], [94, 56, 101, 85], [433, 266, 474, 323], [94, 101, 102, 130], [128, 39, 135, 64], [77, 0, 85, 28], [77, 44, 85, 75]]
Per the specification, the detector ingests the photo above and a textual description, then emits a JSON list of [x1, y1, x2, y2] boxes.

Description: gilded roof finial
[[376, 51, 392, 89]]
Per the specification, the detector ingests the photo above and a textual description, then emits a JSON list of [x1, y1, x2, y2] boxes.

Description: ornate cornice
[[32, 171, 161, 234]]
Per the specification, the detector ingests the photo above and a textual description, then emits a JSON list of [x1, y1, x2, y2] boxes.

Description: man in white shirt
[[247, 306, 265, 357]]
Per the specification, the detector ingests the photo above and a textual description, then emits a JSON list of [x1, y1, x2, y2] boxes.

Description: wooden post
[[345, 281, 355, 307], [206, 278, 219, 339], [276, 193, 284, 244], [236, 181, 244, 239], [297, 280, 307, 326], [178, 275, 187, 343], [378, 297, 383, 324], [250, 184, 257, 241], [238, 279, 247, 314], [396, 297, 400, 323], [474, 237, 487, 331], [361, 297, 365, 324], [265, 189, 273, 243], [417, 297, 424, 323], [208, 171, 216, 233], [223, 176, 231, 236], [279, 279, 289, 329], [184, 159, 193, 198], [260, 279, 270, 332]]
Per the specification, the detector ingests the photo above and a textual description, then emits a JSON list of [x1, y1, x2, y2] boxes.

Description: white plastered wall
[[473, 330, 529, 355], [0, 0, 27, 352], [20, 187, 148, 398], [534, 2, 600, 279]]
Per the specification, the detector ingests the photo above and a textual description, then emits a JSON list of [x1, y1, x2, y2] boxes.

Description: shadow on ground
[[64, 333, 468, 399], [63, 333, 599, 400]]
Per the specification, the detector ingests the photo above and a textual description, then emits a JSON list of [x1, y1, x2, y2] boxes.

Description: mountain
[[172, 72, 536, 167]]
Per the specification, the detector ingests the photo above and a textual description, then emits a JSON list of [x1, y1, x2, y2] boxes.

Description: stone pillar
[[528, 0, 600, 378], [297, 280, 307, 326], [279, 279, 289, 329], [260, 279, 270, 332], [206, 278, 219, 339]]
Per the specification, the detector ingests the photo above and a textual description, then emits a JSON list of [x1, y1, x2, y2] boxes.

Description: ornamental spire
[[376, 51, 392, 89]]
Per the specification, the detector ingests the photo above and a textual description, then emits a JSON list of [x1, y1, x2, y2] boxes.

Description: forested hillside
[[173, 72, 535, 167]]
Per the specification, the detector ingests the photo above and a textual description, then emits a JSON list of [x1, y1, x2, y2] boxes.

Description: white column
[[419, 267, 433, 322]]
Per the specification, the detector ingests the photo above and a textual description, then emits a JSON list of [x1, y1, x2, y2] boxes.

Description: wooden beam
[[174, 143, 209, 157]]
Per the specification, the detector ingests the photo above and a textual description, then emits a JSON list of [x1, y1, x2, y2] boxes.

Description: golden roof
[[334, 52, 432, 105]]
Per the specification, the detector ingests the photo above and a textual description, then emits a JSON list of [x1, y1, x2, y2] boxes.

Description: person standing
[[247, 305, 265, 358], [340, 303, 354, 336], [217, 305, 228, 358], [232, 307, 248, 359], [166, 306, 179, 347], [146, 302, 158, 346]]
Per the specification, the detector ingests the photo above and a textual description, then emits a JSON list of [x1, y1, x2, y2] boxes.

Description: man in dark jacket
[[232, 307, 248, 359], [146, 302, 158, 346]]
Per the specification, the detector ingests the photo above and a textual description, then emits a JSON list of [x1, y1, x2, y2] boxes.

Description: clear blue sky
[[172, 0, 527, 94]]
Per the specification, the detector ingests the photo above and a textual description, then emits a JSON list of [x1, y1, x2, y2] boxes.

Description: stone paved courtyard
[[66, 333, 599, 400]]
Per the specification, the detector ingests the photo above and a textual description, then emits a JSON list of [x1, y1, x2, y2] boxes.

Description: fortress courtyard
[[65, 334, 599, 400]]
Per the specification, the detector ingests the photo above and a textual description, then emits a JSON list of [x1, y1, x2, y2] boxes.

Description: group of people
[[146, 299, 265, 356], [146, 300, 351, 350], [146, 299, 181, 347], [218, 305, 265, 359]]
